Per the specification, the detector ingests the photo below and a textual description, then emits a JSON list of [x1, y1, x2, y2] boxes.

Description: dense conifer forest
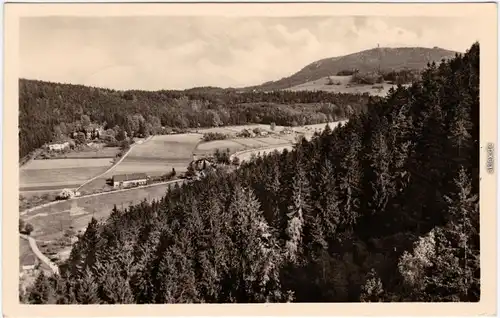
[[19, 79, 376, 159], [22, 43, 479, 304]]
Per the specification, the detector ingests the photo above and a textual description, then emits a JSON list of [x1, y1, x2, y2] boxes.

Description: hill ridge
[[247, 46, 459, 91]]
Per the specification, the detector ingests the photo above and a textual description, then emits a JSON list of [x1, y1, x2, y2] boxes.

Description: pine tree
[[194, 194, 227, 302], [322, 123, 332, 136], [99, 262, 134, 304], [389, 103, 414, 193], [309, 159, 341, 252], [130, 223, 162, 303], [368, 123, 393, 214], [447, 96, 473, 174], [28, 271, 55, 304], [265, 161, 282, 229], [75, 268, 100, 304], [154, 243, 198, 303], [285, 164, 309, 263], [228, 185, 284, 302], [67, 217, 100, 278], [338, 129, 362, 231]]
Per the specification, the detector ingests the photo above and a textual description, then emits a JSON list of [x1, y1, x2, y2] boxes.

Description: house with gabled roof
[[20, 253, 38, 277], [111, 173, 148, 188]]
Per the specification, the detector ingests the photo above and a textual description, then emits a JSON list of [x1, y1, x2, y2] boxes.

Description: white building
[[47, 142, 70, 151], [112, 173, 148, 188]]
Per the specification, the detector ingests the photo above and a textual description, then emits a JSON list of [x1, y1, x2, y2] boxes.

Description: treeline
[[22, 43, 479, 304], [19, 79, 376, 159], [337, 69, 422, 85]]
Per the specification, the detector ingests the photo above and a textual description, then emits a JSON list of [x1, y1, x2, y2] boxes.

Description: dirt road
[[20, 234, 59, 275]]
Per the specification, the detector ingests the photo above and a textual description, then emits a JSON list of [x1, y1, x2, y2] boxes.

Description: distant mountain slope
[[248, 46, 458, 91]]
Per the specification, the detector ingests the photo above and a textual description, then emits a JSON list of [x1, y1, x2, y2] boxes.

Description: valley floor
[[19, 121, 345, 275]]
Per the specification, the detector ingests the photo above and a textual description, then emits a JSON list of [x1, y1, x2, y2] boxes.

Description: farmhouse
[[193, 158, 216, 171], [20, 254, 38, 276], [112, 173, 148, 188], [47, 142, 70, 151]]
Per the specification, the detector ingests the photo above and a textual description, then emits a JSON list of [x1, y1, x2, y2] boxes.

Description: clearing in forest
[[20, 158, 113, 191], [22, 181, 181, 242], [79, 134, 200, 193]]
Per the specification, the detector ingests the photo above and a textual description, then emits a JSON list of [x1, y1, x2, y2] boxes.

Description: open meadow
[[286, 75, 407, 96], [232, 145, 295, 163], [295, 120, 347, 137], [23, 123, 345, 195], [193, 136, 292, 158], [229, 121, 346, 162], [111, 133, 201, 176], [20, 158, 114, 191], [197, 124, 278, 135], [19, 238, 34, 271], [53, 147, 121, 159], [194, 139, 247, 157], [22, 181, 183, 242], [78, 134, 200, 193]]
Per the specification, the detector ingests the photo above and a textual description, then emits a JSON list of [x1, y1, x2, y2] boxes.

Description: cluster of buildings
[[237, 128, 270, 138], [71, 126, 104, 141], [46, 125, 105, 152]]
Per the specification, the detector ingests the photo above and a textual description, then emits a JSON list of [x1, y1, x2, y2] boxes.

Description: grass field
[[194, 139, 247, 157], [295, 121, 347, 136], [26, 123, 344, 194], [23, 182, 182, 242], [23, 158, 113, 170], [54, 147, 121, 159], [20, 189, 60, 200], [128, 134, 201, 160], [233, 145, 294, 163], [194, 136, 292, 158], [20, 158, 113, 190], [286, 76, 410, 97], [79, 135, 200, 193], [231, 121, 346, 162], [197, 124, 280, 135]]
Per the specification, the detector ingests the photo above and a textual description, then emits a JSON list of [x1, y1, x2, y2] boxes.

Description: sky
[[20, 16, 480, 91]]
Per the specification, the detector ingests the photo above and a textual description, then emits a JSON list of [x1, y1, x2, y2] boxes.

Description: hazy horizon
[[20, 16, 479, 91]]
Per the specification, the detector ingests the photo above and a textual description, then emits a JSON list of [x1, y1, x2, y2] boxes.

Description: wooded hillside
[[23, 43, 479, 304], [19, 80, 376, 159]]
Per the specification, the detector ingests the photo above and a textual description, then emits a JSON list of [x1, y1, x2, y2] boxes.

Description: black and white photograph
[[4, 2, 497, 315]]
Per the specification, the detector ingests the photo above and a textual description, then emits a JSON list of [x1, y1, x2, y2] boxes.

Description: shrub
[[238, 129, 252, 138], [23, 223, 34, 235], [252, 127, 262, 135], [57, 189, 74, 200], [203, 132, 229, 142], [337, 69, 358, 76], [351, 72, 384, 85]]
